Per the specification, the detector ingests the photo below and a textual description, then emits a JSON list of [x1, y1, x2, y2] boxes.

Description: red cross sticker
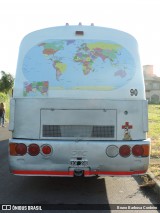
[[122, 122, 133, 129]]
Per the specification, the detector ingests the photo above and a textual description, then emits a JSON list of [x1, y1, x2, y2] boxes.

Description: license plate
[[70, 160, 88, 167]]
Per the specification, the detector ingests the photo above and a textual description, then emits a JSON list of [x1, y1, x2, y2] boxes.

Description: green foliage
[[0, 92, 7, 102], [0, 71, 13, 120], [4, 97, 10, 121], [0, 71, 14, 94]]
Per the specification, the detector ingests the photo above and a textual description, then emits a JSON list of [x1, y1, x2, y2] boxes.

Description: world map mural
[[22, 39, 135, 96]]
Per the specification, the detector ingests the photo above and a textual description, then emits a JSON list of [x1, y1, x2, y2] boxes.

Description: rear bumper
[[9, 139, 150, 177], [11, 169, 147, 177]]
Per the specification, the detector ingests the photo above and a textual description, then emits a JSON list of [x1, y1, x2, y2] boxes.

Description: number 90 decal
[[130, 89, 138, 96]]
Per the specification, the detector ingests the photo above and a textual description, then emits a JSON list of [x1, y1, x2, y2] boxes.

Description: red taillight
[[28, 144, 40, 156], [42, 145, 52, 155], [132, 144, 150, 157], [15, 143, 27, 156], [9, 143, 27, 156], [132, 145, 144, 157], [119, 145, 131, 157]]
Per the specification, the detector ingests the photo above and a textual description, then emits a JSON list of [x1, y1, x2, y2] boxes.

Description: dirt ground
[[0, 123, 11, 141]]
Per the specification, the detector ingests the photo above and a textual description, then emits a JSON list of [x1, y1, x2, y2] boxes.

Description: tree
[[0, 92, 7, 102], [0, 71, 14, 94]]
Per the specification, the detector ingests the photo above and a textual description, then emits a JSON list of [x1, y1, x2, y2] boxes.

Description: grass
[[149, 164, 160, 178], [4, 97, 10, 121], [148, 105, 160, 158], [148, 104, 160, 180]]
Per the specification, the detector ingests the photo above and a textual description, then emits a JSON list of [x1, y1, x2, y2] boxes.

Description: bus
[[9, 24, 150, 177]]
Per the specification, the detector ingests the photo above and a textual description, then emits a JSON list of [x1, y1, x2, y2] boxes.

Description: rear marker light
[[41, 145, 52, 155], [75, 31, 84, 36], [28, 144, 40, 156], [119, 145, 131, 157]]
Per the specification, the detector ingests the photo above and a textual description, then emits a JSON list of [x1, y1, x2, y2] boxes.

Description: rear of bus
[[9, 25, 150, 177]]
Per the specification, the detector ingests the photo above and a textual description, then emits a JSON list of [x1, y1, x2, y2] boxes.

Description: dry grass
[[148, 105, 160, 158], [148, 104, 160, 180]]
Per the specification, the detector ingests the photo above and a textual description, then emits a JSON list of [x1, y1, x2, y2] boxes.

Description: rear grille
[[42, 125, 115, 138], [91, 126, 114, 138], [43, 125, 61, 137]]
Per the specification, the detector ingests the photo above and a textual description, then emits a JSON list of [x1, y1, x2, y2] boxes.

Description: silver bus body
[[9, 25, 150, 177]]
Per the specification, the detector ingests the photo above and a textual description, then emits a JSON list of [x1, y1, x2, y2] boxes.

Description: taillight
[[15, 143, 27, 156], [10, 143, 18, 156], [132, 145, 143, 157], [28, 144, 40, 156], [106, 145, 119, 158], [141, 144, 150, 157], [106, 144, 150, 158], [9, 143, 17, 156], [9, 143, 27, 156], [119, 145, 131, 157], [41, 145, 52, 155], [132, 145, 149, 157]]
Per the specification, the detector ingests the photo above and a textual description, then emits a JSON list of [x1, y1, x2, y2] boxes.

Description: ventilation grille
[[42, 125, 114, 138]]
